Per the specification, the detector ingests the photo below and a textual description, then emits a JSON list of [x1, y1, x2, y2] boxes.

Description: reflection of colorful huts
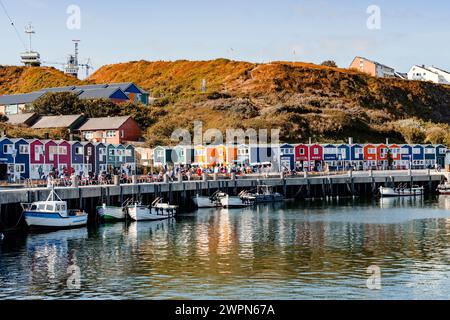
[[12, 139, 30, 179], [194, 145, 206, 167], [29, 139, 45, 179], [95, 143, 107, 173], [280, 144, 295, 171], [236, 144, 250, 166], [153, 146, 173, 167], [172, 146, 194, 165], [71, 141, 85, 175], [412, 145, 425, 168]]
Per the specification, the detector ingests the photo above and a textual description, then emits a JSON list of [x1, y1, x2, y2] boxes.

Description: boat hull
[[379, 187, 424, 197], [97, 206, 126, 221], [128, 206, 173, 221], [220, 196, 249, 208], [193, 196, 221, 208], [24, 212, 88, 230]]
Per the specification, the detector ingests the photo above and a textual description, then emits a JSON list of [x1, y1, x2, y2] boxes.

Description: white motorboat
[[22, 188, 88, 230], [193, 191, 226, 208], [127, 202, 176, 221], [379, 185, 424, 198], [220, 194, 251, 208], [97, 204, 126, 221]]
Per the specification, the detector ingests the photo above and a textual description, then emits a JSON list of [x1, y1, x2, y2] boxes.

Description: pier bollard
[[113, 175, 120, 186], [303, 171, 308, 178], [231, 172, 236, 181], [280, 171, 285, 180], [348, 170, 353, 178], [163, 174, 169, 183], [202, 172, 208, 182], [132, 175, 137, 185], [213, 173, 218, 181], [178, 173, 183, 184]]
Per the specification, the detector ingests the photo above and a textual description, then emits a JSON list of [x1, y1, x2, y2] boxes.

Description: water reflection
[[1, 199, 450, 299]]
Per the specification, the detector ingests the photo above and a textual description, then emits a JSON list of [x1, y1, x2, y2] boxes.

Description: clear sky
[[1, 0, 449, 74]]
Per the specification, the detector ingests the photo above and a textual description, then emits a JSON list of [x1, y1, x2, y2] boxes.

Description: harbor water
[[1, 196, 450, 300]]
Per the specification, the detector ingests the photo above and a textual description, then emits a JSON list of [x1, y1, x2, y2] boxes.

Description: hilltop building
[[0, 82, 149, 116], [77, 116, 142, 144], [349, 56, 397, 78], [408, 65, 450, 85]]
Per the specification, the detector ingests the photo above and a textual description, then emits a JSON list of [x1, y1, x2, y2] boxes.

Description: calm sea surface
[[1, 196, 450, 300]]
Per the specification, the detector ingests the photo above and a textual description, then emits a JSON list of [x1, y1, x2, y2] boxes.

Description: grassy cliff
[[2, 60, 450, 146]]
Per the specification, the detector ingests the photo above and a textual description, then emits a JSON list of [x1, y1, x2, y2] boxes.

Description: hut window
[[19, 145, 29, 154], [59, 146, 67, 154], [413, 148, 421, 155], [299, 149, 305, 155], [368, 148, 376, 154], [76, 147, 83, 155], [3, 144, 13, 154]]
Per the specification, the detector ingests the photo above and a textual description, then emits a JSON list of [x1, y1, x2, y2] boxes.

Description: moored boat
[[97, 204, 126, 221], [220, 194, 251, 208], [241, 185, 284, 204], [128, 200, 176, 222], [437, 182, 450, 195], [22, 188, 88, 230], [193, 191, 226, 208], [379, 185, 424, 198]]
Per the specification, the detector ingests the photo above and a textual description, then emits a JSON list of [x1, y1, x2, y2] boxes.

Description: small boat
[[127, 198, 177, 222], [22, 188, 88, 230], [379, 185, 424, 198], [437, 182, 450, 195], [241, 185, 284, 204], [220, 194, 252, 208], [193, 191, 226, 208], [97, 204, 126, 221]]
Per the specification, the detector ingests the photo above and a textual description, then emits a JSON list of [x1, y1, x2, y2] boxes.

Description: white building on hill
[[408, 65, 450, 85]]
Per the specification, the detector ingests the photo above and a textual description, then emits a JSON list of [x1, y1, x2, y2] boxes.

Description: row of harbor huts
[[0, 137, 136, 180], [153, 143, 448, 171]]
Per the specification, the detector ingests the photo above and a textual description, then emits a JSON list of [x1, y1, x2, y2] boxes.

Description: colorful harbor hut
[[29, 139, 45, 179], [194, 145, 206, 167], [363, 144, 377, 169], [295, 144, 309, 171], [411, 145, 425, 169], [172, 145, 194, 166], [83, 142, 96, 174], [71, 141, 85, 175], [350, 144, 364, 169], [337, 144, 351, 170], [226, 145, 238, 166], [323, 144, 338, 170], [376, 144, 389, 169], [95, 142, 107, 173], [436, 145, 447, 168], [106, 144, 117, 173], [153, 146, 173, 168], [388, 144, 401, 169], [236, 144, 250, 166], [12, 138, 30, 180], [125, 145, 136, 174], [280, 144, 295, 171], [400, 145, 413, 169]]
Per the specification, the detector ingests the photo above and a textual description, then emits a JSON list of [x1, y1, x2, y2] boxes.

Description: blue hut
[[337, 144, 351, 170], [12, 138, 30, 179], [153, 146, 173, 167], [435, 145, 447, 168], [424, 145, 437, 168], [400, 145, 413, 169], [70, 141, 85, 175], [350, 144, 364, 170], [116, 145, 127, 172], [172, 145, 194, 165], [280, 144, 295, 171], [412, 145, 425, 169], [106, 144, 117, 173], [0, 137, 14, 180], [95, 143, 107, 173], [323, 144, 338, 170]]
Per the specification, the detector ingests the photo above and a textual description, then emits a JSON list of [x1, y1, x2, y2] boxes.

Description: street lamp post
[[12, 148, 17, 183]]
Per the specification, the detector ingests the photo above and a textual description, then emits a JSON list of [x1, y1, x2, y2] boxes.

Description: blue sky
[[1, 0, 449, 74]]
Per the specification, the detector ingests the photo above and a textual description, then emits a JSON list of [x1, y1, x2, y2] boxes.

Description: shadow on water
[[1, 197, 450, 300]]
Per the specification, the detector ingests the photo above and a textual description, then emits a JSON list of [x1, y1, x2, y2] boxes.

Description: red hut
[[29, 139, 45, 179]]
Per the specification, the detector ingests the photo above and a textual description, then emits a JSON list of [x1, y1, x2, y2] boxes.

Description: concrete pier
[[0, 170, 444, 232]]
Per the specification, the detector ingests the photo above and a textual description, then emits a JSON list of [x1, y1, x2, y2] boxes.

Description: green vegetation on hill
[[2, 60, 450, 146]]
